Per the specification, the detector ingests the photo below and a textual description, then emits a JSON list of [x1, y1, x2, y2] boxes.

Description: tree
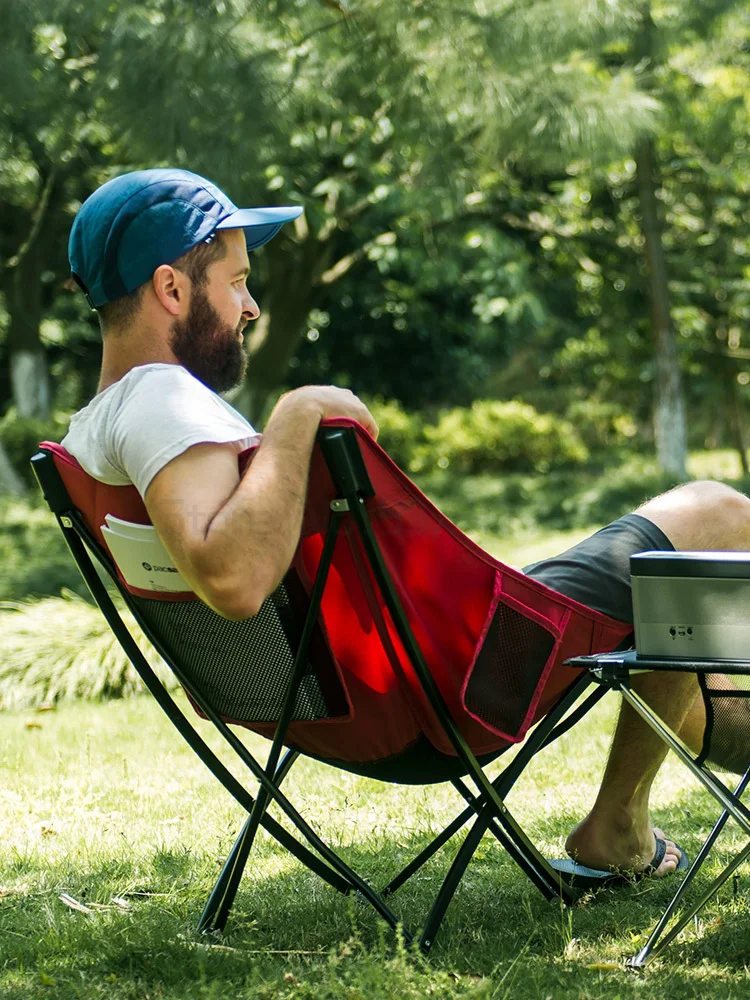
[[0, 0, 283, 421], [417, 0, 745, 475], [0, 6, 97, 419]]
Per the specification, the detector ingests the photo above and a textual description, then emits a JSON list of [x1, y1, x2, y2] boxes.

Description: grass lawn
[[3, 451, 750, 997], [2, 690, 750, 998]]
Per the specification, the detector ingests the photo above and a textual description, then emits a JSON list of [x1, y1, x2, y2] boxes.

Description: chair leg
[[419, 799, 565, 952], [198, 749, 299, 934], [384, 677, 601, 902], [382, 805, 475, 898]]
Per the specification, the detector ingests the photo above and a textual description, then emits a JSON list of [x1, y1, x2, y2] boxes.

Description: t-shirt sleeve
[[109, 368, 258, 497]]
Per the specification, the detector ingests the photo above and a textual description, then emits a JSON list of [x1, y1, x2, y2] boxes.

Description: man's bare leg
[[566, 480, 750, 874]]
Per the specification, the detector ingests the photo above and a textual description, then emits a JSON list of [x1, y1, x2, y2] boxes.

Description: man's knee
[[636, 479, 750, 550]]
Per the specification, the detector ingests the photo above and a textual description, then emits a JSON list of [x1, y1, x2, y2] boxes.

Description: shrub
[[0, 496, 89, 601], [0, 592, 178, 710], [362, 396, 426, 470], [564, 398, 642, 454], [0, 409, 69, 486], [418, 400, 589, 475]]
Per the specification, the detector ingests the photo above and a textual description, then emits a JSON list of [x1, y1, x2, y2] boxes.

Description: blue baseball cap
[[69, 168, 303, 308]]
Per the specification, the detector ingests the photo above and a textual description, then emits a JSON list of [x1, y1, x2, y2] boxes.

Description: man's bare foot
[[565, 814, 681, 876]]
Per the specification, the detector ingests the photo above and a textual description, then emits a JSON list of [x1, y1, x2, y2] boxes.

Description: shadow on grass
[[2, 781, 750, 1000]]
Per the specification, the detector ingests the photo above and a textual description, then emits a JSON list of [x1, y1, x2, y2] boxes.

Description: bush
[[564, 398, 643, 455], [0, 409, 69, 486], [362, 396, 427, 470], [417, 400, 589, 475], [0, 496, 89, 601], [0, 592, 178, 710]]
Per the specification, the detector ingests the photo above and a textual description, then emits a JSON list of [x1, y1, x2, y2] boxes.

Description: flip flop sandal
[[548, 837, 690, 890]]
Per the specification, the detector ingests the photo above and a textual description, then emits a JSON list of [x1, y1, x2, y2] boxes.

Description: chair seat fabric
[[41, 419, 631, 764]]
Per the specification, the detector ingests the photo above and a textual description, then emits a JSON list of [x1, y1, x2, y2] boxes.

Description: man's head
[[68, 168, 302, 390]]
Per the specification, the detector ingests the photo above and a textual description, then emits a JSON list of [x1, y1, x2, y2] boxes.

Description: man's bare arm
[[144, 386, 377, 620]]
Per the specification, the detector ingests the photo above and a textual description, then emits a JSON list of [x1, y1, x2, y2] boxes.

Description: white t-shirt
[[62, 363, 260, 497]]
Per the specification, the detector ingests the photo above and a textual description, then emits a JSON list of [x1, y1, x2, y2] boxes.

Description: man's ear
[[152, 264, 188, 317]]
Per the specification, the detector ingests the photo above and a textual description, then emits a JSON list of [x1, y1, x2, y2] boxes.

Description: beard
[[169, 285, 247, 393]]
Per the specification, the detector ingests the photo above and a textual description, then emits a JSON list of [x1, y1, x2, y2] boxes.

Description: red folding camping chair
[[31, 419, 632, 950]]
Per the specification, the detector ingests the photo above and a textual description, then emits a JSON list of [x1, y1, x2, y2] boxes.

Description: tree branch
[[3, 168, 57, 271]]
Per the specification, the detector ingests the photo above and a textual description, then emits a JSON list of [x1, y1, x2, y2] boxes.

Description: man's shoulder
[[113, 363, 207, 397], [62, 362, 257, 495]]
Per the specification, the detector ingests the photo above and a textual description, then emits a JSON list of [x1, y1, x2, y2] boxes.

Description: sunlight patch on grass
[[475, 526, 602, 567]]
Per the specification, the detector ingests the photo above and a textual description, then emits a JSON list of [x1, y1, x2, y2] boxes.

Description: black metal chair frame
[[32, 426, 604, 952], [568, 649, 750, 967]]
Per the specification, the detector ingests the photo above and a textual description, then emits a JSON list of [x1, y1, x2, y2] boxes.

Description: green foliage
[[0, 408, 68, 485], [363, 397, 426, 469], [532, 460, 681, 529], [417, 400, 589, 475], [414, 452, 689, 542], [0, 495, 87, 601], [564, 398, 642, 453], [0, 591, 177, 710]]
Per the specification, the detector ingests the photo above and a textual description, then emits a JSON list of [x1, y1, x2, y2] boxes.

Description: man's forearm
[[151, 385, 377, 620], [194, 394, 323, 618]]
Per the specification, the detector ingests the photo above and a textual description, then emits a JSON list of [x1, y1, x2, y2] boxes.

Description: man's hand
[[145, 384, 376, 620], [272, 385, 379, 440]]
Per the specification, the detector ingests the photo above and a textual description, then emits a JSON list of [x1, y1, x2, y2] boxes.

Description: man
[[63, 168, 750, 881]]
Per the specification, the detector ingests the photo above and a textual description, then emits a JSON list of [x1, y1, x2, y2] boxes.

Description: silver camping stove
[[631, 551, 750, 661]]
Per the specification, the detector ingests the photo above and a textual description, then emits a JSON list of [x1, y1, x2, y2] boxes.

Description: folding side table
[[567, 647, 750, 966]]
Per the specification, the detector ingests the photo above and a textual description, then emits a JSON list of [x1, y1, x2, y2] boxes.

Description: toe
[[653, 837, 681, 876]]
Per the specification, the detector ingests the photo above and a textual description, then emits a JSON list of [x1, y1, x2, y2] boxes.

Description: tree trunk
[[633, 4, 687, 479], [5, 240, 51, 420], [727, 366, 749, 476], [635, 135, 687, 479], [0, 439, 26, 496]]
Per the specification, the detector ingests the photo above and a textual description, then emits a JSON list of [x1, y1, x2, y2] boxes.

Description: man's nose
[[243, 288, 260, 320]]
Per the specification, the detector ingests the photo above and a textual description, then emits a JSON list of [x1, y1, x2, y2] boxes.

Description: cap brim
[[216, 206, 303, 250]]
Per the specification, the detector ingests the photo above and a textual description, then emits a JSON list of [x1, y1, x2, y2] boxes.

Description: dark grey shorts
[[523, 513, 675, 624]]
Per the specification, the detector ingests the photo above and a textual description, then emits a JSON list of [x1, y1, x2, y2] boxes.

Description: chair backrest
[[37, 419, 632, 766]]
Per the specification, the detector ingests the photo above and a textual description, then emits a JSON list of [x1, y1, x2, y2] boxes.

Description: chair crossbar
[[380, 675, 598, 942], [198, 748, 299, 933]]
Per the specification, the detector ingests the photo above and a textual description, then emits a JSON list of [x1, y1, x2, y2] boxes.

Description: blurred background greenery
[[3, 0, 750, 703]]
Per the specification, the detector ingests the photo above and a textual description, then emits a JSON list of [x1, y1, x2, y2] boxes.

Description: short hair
[[97, 233, 228, 334]]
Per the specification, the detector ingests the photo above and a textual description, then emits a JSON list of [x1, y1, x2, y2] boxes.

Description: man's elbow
[[201, 578, 267, 621], [189, 562, 279, 621], [186, 547, 283, 621]]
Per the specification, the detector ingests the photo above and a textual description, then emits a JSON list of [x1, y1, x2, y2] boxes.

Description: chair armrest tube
[[317, 426, 375, 500], [30, 450, 74, 515]]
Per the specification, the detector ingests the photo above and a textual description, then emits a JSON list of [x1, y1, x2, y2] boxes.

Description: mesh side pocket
[[699, 672, 750, 775], [131, 578, 346, 723], [464, 602, 556, 738]]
